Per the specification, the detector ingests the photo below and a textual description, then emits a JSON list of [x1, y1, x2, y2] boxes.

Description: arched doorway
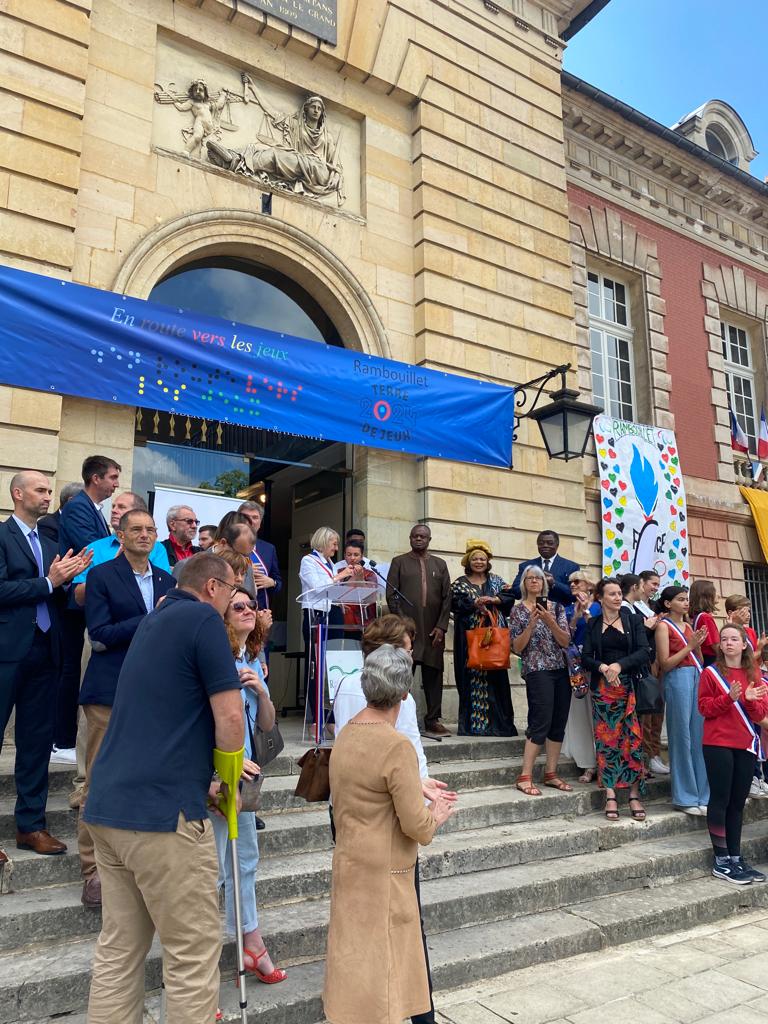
[[132, 255, 355, 678]]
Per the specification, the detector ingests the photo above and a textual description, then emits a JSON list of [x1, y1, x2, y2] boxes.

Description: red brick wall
[[569, 185, 768, 483]]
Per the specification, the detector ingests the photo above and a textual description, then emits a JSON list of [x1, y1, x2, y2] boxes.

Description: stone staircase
[[2, 732, 768, 1024]]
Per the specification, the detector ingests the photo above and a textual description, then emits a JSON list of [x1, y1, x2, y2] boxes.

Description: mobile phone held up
[[535, 597, 548, 610]]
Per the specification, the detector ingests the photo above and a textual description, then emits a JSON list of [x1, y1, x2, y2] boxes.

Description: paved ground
[[433, 909, 768, 1024]]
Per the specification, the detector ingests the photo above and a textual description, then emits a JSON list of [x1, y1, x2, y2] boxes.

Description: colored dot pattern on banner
[[87, 340, 307, 419]]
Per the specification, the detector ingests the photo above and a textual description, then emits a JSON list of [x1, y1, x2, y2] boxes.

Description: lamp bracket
[[513, 363, 571, 442]]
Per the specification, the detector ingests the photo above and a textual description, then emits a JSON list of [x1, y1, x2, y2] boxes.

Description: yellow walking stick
[[213, 746, 248, 1024]]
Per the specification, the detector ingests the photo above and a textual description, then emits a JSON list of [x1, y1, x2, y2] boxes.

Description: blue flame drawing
[[630, 446, 659, 520], [629, 444, 660, 574]]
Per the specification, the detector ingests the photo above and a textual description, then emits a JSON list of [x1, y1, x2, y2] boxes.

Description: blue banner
[[0, 265, 514, 467]]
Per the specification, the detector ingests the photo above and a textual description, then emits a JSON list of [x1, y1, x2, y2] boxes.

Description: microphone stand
[[368, 560, 413, 608]]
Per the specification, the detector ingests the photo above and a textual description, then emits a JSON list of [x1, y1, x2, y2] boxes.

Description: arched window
[[705, 125, 738, 166], [148, 258, 342, 345]]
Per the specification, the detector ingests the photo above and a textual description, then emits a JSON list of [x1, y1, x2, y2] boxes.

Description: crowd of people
[[2, 458, 768, 1022]]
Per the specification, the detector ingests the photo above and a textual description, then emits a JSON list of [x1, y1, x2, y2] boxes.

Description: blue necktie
[[28, 530, 51, 633]]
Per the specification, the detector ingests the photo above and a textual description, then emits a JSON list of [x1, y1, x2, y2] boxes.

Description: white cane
[[230, 833, 248, 1023], [213, 746, 249, 1024]]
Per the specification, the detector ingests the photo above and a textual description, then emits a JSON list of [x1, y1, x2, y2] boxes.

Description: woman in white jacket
[[299, 526, 354, 732]]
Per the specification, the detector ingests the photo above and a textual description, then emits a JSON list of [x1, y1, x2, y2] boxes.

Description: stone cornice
[[563, 88, 768, 270]]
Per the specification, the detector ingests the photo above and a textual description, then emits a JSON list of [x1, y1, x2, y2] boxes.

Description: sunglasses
[[231, 600, 258, 612], [176, 517, 200, 526]]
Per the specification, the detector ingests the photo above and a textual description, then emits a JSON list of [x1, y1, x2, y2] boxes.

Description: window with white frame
[[587, 270, 635, 420], [721, 320, 757, 453]]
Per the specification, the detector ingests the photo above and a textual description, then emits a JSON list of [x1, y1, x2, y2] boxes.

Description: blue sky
[[564, 0, 768, 182]]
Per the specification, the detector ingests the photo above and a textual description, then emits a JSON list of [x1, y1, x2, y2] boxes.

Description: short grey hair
[[119, 491, 147, 512], [59, 482, 83, 507], [166, 504, 193, 527], [521, 564, 549, 599], [238, 501, 263, 516], [310, 526, 339, 554], [361, 645, 412, 709]]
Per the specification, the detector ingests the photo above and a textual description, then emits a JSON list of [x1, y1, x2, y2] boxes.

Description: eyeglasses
[[231, 600, 258, 612], [212, 577, 239, 594], [175, 517, 200, 526]]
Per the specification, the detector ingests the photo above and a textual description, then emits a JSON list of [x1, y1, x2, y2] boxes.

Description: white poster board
[[326, 649, 364, 702], [151, 484, 243, 540], [594, 415, 689, 588]]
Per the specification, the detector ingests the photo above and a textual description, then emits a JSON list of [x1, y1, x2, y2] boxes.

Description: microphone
[[368, 559, 387, 584]]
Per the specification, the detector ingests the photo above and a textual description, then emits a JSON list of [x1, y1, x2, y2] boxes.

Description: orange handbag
[[465, 608, 510, 670]]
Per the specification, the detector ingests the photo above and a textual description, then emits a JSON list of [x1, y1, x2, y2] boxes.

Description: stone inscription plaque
[[240, 0, 337, 45]]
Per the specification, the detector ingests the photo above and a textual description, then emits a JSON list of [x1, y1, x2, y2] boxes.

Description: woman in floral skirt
[[581, 578, 651, 821]]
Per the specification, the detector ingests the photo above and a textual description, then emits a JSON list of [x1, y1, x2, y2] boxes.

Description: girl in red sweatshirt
[[698, 623, 768, 885]]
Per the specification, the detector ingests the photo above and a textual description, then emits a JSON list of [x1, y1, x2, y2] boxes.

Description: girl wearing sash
[[725, 595, 768, 798], [689, 579, 720, 668], [656, 586, 710, 815], [698, 624, 768, 884]]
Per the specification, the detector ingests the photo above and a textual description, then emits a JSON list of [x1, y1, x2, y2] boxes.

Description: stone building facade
[[2, 0, 768, 684], [0, 0, 597, 564]]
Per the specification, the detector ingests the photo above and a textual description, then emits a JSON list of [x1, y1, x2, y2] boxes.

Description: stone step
[[2, 789, 689, 895], [4, 861, 768, 1024], [1, 811, 764, 958], [0, 763, 76, 802], [0, 772, 679, 887]]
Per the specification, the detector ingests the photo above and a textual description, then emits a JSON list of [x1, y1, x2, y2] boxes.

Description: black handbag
[[240, 700, 285, 812], [630, 667, 663, 716]]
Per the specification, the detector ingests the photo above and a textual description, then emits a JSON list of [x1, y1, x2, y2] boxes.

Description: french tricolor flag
[[758, 406, 768, 460], [730, 409, 749, 454]]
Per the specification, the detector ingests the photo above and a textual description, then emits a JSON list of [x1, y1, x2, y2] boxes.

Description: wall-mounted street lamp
[[514, 363, 602, 462]]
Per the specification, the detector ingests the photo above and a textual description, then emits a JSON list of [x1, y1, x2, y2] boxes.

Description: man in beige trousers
[[84, 553, 245, 1023]]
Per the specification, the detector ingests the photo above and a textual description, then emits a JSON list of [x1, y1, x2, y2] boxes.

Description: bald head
[[9, 470, 53, 525]]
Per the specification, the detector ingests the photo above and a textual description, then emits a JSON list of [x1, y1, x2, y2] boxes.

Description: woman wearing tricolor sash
[[698, 624, 768, 885], [655, 586, 710, 815]]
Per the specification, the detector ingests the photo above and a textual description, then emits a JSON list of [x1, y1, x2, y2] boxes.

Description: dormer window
[[705, 125, 738, 165], [672, 100, 757, 173]]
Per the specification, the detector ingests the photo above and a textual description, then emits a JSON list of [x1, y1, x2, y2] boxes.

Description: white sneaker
[[649, 756, 670, 775], [677, 806, 702, 816], [699, 805, 708, 814], [50, 746, 77, 765], [750, 778, 763, 799]]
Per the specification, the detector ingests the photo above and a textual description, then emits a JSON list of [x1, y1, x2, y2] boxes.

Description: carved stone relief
[[152, 37, 360, 213]]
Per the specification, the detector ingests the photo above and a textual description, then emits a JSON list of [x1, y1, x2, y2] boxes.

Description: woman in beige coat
[[323, 645, 456, 1024]]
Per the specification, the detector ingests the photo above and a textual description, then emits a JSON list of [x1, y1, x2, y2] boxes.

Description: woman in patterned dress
[[581, 578, 652, 821], [451, 540, 517, 736]]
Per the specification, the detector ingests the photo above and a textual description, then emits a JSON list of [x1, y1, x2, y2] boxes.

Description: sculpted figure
[[154, 79, 240, 158], [207, 74, 345, 205]]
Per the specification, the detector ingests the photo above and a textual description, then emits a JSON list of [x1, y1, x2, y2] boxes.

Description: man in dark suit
[[53, 455, 121, 761], [238, 500, 281, 611], [59, 455, 121, 556], [510, 529, 580, 606], [0, 471, 89, 855], [36, 482, 83, 546], [78, 507, 175, 906]]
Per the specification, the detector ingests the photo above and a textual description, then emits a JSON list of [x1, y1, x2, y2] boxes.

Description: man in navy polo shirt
[[85, 552, 244, 1024]]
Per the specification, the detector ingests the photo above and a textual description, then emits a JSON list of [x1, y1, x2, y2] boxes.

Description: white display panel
[[150, 484, 244, 541]]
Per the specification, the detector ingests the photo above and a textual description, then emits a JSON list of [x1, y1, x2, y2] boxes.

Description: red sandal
[[516, 774, 541, 796], [243, 947, 287, 984], [543, 772, 573, 792]]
